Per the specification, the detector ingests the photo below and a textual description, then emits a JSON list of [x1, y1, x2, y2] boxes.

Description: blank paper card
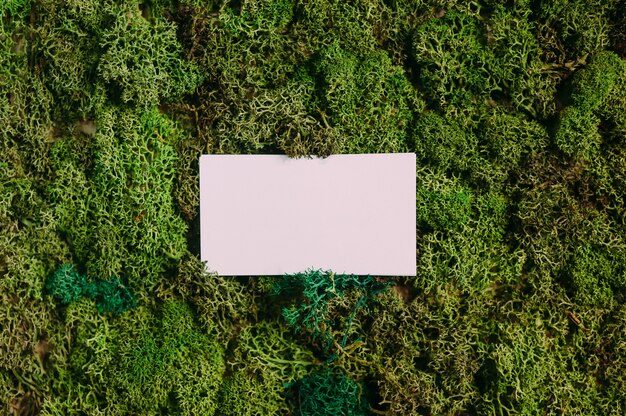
[[199, 153, 416, 276]]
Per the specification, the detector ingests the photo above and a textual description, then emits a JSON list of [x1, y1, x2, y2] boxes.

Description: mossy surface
[[2, 0, 626, 414]]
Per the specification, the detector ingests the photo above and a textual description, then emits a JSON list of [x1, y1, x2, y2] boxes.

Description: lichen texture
[[2, 0, 626, 414]]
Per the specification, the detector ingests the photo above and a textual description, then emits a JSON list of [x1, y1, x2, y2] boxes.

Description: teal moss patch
[[293, 369, 371, 416], [273, 269, 391, 358], [45, 264, 137, 315]]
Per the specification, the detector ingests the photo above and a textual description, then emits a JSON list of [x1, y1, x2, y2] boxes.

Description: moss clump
[[412, 7, 557, 119], [566, 245, 626, 306], [45, 263, 137, 315], [570, 51, 623, 112], [49, 300, 225, 415], [305, 42, 420, 153], [294, 369, 370, 416], [555, 51, 623, 160], [220, 320, 319, 415], [89, 277, 138, 315], [416, 171, 473, 232], [44, 264, 88, 305], [413, 10, 491, 112], [473, 109, 549, 188], [157, 254, 255, 343], [600, 58, 626, 134], [217, 370, 289, 416], [33, 0, 201, 117], [48, 107, 188, 294], [273, 269, 391, 357], [97, 5, 202, 109], [538, 0, 621, 56], [554, 106, 602, 160], [413, 111, 478, 175]]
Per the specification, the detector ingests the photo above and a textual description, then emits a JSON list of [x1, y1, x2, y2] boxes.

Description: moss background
[[1, 0, 626, 414]]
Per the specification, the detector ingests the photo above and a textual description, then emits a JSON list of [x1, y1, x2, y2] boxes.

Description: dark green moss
[[294, 369, 370, 416], [570, 51, 622, 112], [273, 269, 391, 357], [47, 300, 225, 415], [48, 107, 188, 294], [45, 264, 137, 315]]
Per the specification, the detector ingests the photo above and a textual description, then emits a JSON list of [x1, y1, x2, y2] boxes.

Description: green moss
[[232, 321, 318, 381], [566, 245, 626, 306], [239, 0, 295, 29], [180, 2, 422, 157], [416, 171, 473, 232], [113, 313, 224, 415], [90, 277, 137, 315], [538, 0, 620, 56], [0, 151, 70, 381], [482, 110, 545, 162], [513, 151, 626, 306], [44, 264, 88, 304], [413, 111, 478, 173], [49, 107, 188, 294], [599, 56, 626, 134], [570, 51, 622, 112], [222, 320, 319, 415], [56, 300, 225, 415], [45, 263, 137, 315], [475, 300, 599, 414], [0, 0, 31, 17], [415, 193, 524, 293], [366, 289, 484, 414], [488, 6, 558, 118], [157, 254, 255, 343], [307, 42, 419, 153], [554, 106, 602, 159], [98, 5, 202, 109], [553, 52, 623, 159], [273, 269, 391, 356], [4, 1, 626, 414], [294, 369, 370, 416], [217, 370, 289, 416], [413, 10, 489, 111], [33, 0, 103, 118], [459, 111, 549, 190], [294, 0, 379, 54], [555, 52, 623, 160], [199, 39, 418, 156], [413, 7, 559, 119], [30, 0, 200, 119]]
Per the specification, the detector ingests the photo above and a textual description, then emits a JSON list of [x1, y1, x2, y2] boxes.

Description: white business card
[[200, 153, 416, 276]]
